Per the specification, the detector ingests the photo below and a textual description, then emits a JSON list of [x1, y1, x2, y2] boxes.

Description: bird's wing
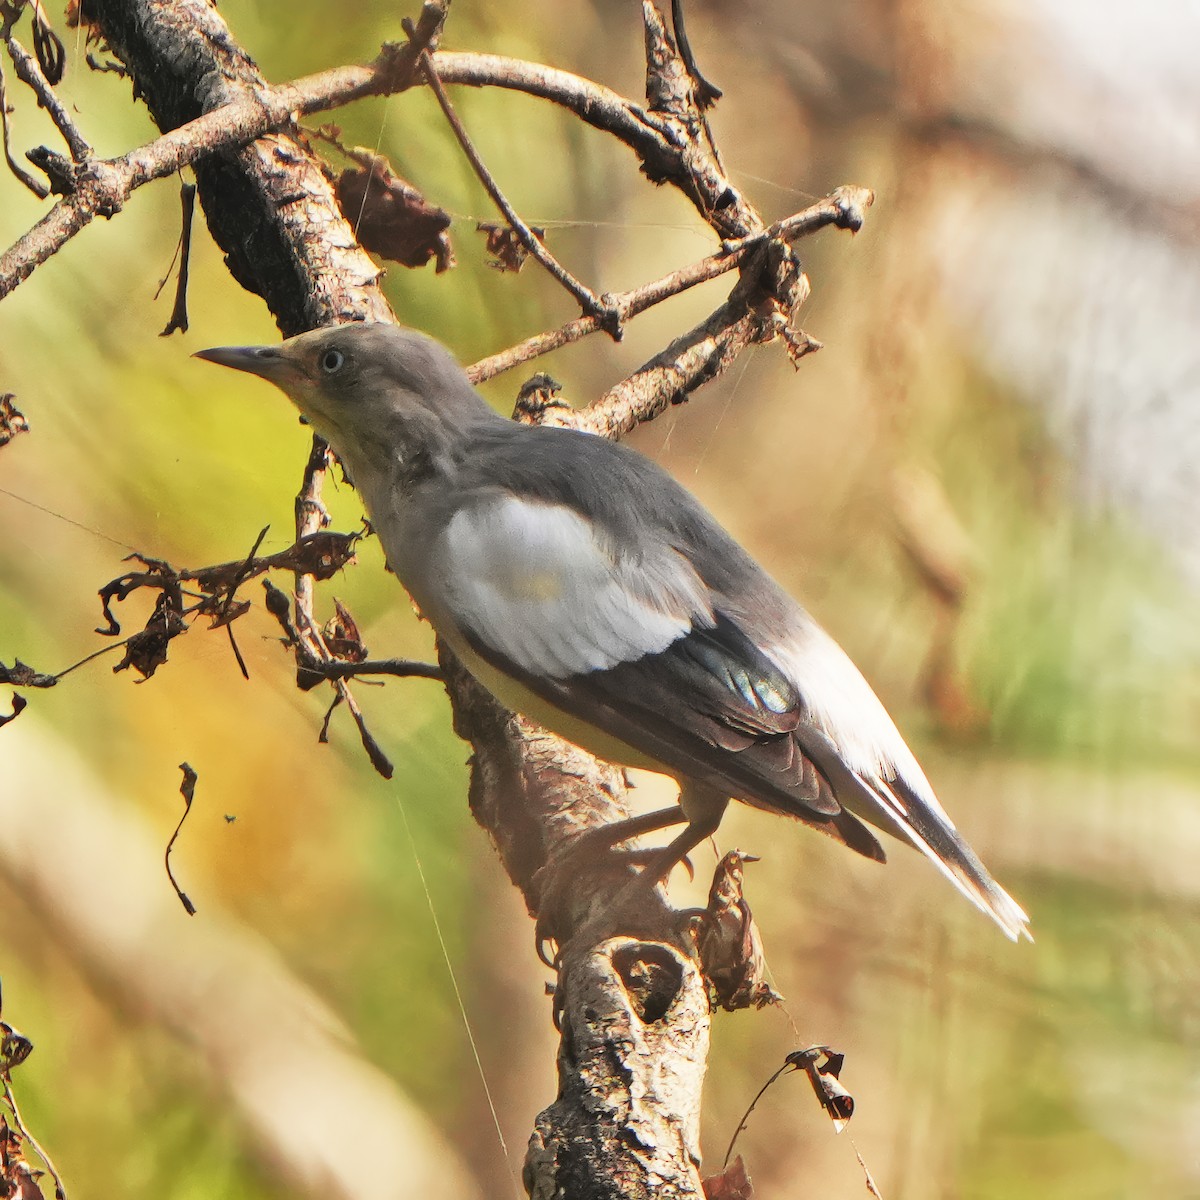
[[433, 487, 1029, 940], [432, 492, 713, 678], [430, 492, 883, 849]]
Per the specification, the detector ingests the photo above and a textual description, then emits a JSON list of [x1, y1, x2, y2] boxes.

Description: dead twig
[[293, 600, 394, 779], [669, 0, 722, 109], [1, 982, 68, 1200], [468, 186, 873, 385], [0, 54, 46, 196], [298, 657, 443, 684], [165, 763, 198, 915], [284, 423, 395, 777], [2, 21, 91, 161], [408, 19, 620, 333], [158, 180, 196, 336]]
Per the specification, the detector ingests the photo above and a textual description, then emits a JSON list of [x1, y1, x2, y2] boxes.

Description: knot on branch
[[827, 184, 875, 232], [25, 145, 78, 195], [736, 237, 803, 314], [612, 941, 685, 1023], [79, 159, 127, 218], [376, 1, 446, 92], [513, 372, 569, 424]]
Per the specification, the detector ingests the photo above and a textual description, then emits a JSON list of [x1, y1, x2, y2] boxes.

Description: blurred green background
[[2, 1, 1199, 1197]]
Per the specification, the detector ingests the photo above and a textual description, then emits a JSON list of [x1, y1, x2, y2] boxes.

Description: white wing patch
[[435, 495, 713, 678]]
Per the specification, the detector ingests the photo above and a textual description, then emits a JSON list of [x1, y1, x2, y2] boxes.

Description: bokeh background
[[3, 1, 1199, 1197]]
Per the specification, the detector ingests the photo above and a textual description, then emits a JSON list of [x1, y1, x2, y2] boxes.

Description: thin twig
[[723, 1059, 793, 1168], [0, 57, 47, 197], [670, 0, 722, 109], [467, 186, 872, 384], [300, 657, 443, 683], [407, 26, 620, 334], [2, 1077, 67, 1200], [2, 29, 91, 161], [159, 181, 196, 336], [293, 602, 395, 779], [165, 763, 198, 916], [284, 430, 394, 779], [210, 523, 270, 680]]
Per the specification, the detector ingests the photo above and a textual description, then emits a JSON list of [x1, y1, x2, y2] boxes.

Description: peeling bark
[[89, 0, 392, 333], [525, 939, 709, 1200]]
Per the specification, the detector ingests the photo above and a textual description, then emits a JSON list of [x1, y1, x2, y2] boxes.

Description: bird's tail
[[792, 725, 1031, 941], [877, 776, 1031, 941]]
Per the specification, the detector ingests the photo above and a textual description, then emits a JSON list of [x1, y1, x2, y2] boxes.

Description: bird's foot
[[532, 835, 692, 968]]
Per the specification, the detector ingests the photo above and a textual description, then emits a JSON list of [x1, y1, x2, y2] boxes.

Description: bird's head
[[195, 322, 494, 477]]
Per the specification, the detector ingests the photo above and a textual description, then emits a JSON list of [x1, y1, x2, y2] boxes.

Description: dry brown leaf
[[702, 1154, 754, 1199], [335, 157, 453, 271]]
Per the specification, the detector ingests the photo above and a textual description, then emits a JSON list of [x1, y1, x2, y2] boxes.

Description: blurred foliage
[[2, 0, 1199, 1198]]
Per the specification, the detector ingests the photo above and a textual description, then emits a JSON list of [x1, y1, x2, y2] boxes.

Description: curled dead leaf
[[335, 156, 453, 271], [786, 1046, 854, 1130], [112, 593, 187, 680], [323, 598, 368, 663], [0, 662, 54, 689], [164, 763, 198, 916], [0, 694, 28, 731], [32, 9, 65, 86], [696, 850, 781, 1012]]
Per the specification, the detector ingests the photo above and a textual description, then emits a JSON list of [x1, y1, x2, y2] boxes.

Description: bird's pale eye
[[320, 348, 345, 374]]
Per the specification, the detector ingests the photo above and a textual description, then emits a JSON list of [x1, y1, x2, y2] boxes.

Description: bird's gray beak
[[193, 344, 296, 385]]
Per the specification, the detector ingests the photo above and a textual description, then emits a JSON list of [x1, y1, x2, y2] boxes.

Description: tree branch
[[2, 23, 92, 161], [412, 31, 620, 331], [1, 1, 768, 300], [467, 185, 872, 385]]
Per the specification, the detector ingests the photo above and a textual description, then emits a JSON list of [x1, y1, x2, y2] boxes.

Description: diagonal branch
[[410, 26, 620, 332], [2, 25, 91, 161], [467, 185, 873, 385]]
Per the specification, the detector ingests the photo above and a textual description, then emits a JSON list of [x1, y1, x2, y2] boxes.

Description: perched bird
[[196, 323, 1029, 940]]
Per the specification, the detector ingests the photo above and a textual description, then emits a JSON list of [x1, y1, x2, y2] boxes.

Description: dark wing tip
[[830, 808, 887, 862]]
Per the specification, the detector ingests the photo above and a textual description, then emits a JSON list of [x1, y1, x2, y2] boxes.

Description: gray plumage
[[196, 322, 1030, 941]]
